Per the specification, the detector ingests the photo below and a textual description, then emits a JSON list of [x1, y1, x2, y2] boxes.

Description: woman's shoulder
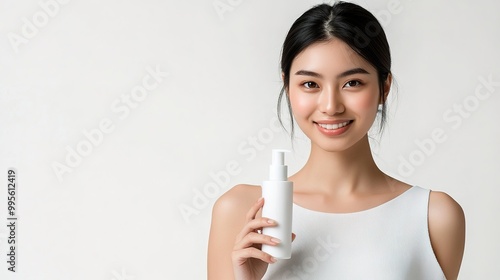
[[428, 190, 465, 225], [212, 184, 262, 217], [427, 190, 466, 279], [427, 190, 465, 240], [208, 184, 263, 278]]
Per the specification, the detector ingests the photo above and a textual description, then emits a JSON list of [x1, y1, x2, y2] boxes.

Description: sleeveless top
[[262, 186, 446, 280]]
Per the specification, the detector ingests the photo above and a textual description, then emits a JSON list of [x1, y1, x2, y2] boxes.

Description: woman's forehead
[[290, 39, 376, 75]]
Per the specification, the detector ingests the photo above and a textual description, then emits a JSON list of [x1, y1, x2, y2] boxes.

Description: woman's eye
[[344, 80, 362, 88], [303, 81, 319, 89]]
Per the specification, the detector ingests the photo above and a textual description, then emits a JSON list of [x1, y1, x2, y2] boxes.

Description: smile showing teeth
[[317, 121, 350, 130]]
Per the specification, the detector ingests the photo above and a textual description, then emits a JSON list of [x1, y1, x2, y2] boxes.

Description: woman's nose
[[318, 87, 345, 115]]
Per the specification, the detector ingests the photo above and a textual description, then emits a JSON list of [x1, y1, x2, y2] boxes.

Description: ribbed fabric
[[262, 186, 446, 280]]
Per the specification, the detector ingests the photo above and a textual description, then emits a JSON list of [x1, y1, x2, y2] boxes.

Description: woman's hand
[[231, 197, 280, 280]]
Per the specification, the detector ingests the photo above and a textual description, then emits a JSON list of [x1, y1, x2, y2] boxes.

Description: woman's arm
[[428, 191, 466, 280], [207, 184, 261, 279]]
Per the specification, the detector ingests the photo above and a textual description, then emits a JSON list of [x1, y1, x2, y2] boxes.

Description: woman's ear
[[381, 73, 392, 104]]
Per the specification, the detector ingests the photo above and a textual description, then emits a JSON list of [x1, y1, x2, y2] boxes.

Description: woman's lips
[[314, 120, 353, 136]]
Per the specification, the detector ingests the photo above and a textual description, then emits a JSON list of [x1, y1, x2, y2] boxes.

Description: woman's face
[[287, 39, 388, 152]]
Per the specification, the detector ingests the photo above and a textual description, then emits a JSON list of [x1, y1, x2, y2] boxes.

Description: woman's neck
[[291, 135, 386, 195]]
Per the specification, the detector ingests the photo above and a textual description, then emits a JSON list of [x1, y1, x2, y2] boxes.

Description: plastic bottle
[[261, 149, 293, 259]]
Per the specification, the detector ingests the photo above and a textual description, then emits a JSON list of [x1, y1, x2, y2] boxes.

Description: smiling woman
[[207, 2, 465, 280], [287, 40, 385, 151]]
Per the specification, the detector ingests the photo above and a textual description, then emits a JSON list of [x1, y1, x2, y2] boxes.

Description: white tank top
[[262, 186, 446, 280]]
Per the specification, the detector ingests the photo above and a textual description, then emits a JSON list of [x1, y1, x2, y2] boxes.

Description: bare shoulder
[[207, 184, 261, 279], [210, 184, 262, 235], [428, 190, 466, 280], [428, 191, 465, 230], [429, 191, 465, 219], [212, 184, 261, 216]]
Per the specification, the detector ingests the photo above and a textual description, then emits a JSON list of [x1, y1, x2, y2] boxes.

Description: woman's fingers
[[232, 246, 277, 265], [231, 197, 283, 279], [245, 197, 264, 222], [235, 197, 276, 242], [236, 217, 276, 241], [232, 197, 283, 267], [234, 231, 281, 251]]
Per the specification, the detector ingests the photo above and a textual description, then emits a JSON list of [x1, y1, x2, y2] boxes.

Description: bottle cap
[[269, 149, 289, 181]]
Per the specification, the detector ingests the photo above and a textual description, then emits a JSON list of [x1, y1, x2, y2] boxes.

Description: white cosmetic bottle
[[261, 149, 293, 259]]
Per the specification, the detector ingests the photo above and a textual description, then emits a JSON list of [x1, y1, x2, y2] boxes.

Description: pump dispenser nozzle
[[272, 149, 285, 165], [269, 149, 289, 181]]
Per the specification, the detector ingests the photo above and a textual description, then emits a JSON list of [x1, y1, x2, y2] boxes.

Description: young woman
[[208, 2, 465, 279]]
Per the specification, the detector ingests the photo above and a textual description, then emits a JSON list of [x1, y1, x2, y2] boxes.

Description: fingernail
[[270, 257, 277, 263], [267, 219, 276, 224], [258, 197, 264, 202], [271, 237, 281, 244]]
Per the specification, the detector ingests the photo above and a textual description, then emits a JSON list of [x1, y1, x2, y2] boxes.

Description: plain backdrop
[[0, 0, 499, 279]]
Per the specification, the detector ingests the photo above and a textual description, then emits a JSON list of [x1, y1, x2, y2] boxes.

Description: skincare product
[[261, 149, 293, 259]]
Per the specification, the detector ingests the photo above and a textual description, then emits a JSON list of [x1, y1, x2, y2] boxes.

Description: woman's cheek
[[290, 91, 316, 118], [347, 92, 379, 112]]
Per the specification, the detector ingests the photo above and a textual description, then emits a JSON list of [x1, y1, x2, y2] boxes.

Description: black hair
[[278, 1, 392, 138]]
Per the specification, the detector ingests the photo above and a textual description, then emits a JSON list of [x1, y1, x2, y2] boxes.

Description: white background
[[0, 0, 499, 279]]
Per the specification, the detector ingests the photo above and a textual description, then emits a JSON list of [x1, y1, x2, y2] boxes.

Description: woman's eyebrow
[[294, 70, 323, 78], [294, 67, 370, 79], [337, 67, 370, 78]]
